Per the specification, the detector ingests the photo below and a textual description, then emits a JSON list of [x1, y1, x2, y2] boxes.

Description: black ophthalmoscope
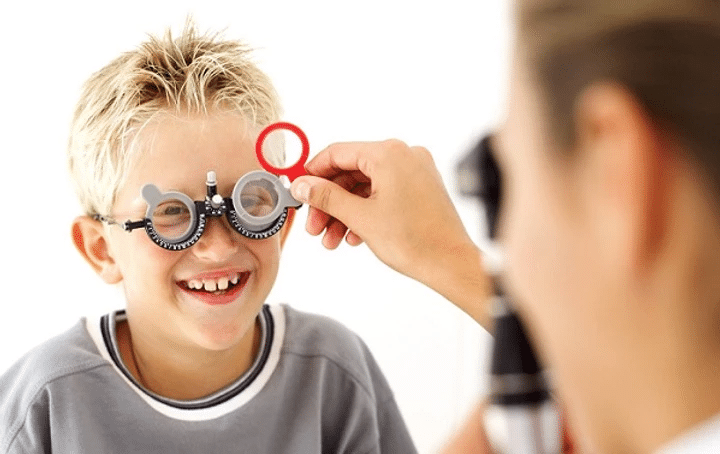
[[457, 135, 561, 454]]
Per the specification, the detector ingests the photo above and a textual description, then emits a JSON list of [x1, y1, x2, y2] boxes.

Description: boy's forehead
[[120, 111, 264, 207], [144, 110, 256, 152], [140, 112, 258, 166]]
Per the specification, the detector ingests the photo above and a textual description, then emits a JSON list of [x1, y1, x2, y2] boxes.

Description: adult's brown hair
[[519, 1, 720, 194]]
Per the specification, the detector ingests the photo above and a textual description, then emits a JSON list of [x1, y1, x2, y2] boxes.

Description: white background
[[0, 1, 510, 452]]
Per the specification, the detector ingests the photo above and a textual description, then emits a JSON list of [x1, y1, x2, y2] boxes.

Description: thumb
[[291, 175, 365, 225]]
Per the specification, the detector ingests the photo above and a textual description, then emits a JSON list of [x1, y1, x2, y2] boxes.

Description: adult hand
[[291, 139, 492, 327]]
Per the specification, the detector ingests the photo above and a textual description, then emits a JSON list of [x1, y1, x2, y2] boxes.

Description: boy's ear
[[279, 208, 296, 248], [71, 216, 123, 284]]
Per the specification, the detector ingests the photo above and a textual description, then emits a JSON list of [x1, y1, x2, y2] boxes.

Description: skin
[[289, 34, 720, 454], [72, 110, 294, 400], [438, 400, 494, 454], [498, 45, 720, 453]]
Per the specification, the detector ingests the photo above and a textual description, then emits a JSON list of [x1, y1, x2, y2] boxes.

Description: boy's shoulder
[[1, 319, 105, 388], [279, 304, 387, 394], [281, 304, 369, 360], [275, 305, 417, 453], [0, 319, 107, 445]]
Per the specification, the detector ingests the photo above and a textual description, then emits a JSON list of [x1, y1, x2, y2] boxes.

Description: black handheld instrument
[[457, 135, 560, 454]]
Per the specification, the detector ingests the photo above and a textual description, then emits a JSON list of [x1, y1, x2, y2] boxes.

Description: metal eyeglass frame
[[92, 121, 309, 251], [94, 170, 302, 250]]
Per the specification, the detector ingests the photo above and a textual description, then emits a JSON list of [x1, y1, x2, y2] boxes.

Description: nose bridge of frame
[[195, 210, 238, 249]]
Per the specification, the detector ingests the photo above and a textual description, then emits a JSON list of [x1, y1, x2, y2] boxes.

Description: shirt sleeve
[[309, 335, 418, 454], [280, 305, 418, 454], [331, 337, 417, 454], [0, 364, 52, 454], [0, 320, 105, 454], [374, 392, 417, 454], [363, 344, 417, 454]]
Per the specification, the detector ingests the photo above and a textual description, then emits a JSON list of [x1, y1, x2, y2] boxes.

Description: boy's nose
[[192, 216, 241, 261]]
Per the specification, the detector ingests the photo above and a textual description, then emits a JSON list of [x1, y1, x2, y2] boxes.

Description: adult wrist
[[419, 240, 493, 330]]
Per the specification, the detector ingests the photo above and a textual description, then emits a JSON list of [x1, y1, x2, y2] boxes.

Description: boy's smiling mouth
[[177, 271, 251, 305]]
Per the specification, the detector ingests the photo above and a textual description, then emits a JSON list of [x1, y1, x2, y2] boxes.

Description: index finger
[[305, 141, 383, 180]]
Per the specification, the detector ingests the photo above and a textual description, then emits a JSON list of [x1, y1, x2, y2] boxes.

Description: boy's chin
[[189, 315, 260, 352], [169, 273, 267, 351]]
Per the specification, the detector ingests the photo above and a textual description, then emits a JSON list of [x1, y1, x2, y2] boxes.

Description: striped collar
[[85, 304, 286, 421]]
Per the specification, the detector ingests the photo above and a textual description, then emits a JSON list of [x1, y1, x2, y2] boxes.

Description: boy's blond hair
[[68, 22, 284, 216]]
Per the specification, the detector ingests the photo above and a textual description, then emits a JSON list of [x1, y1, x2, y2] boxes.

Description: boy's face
[[102, 110, 290, 351]]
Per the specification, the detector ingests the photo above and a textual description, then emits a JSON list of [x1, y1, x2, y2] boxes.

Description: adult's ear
[[71, 216, 123, 284], [279, 208, 296, 249], [573, 82, 668, 281]]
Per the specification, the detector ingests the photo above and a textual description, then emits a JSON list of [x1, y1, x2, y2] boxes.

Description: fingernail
[[293, 181, 310, 203]]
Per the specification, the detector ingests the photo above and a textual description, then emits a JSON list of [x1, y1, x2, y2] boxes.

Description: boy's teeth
[[185, 273, 247, 292]]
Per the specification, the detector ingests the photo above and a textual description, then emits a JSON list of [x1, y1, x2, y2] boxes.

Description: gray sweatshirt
[[0, 304, 416, 453]]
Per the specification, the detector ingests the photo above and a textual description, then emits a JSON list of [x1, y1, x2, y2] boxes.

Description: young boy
[[0, 24, 415, 453]]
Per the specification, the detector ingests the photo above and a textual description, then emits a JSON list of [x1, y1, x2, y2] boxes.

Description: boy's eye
[[241, 193, 275, 217], [163, 205, 184, 215], [153, 201, 191, 224], [241, 193, 272, 206], [151, 200, 192, 239], [240, 184, 277, 217]]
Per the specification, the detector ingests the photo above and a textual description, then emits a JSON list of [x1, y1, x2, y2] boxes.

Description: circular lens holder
[[141, 184, 202, 250]]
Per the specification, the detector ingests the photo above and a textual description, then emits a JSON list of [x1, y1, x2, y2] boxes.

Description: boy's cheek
[[251, 241, 283, 281], [258, 240, 283, 264], [113, 234, 174, 275], [278, 209, 297, 248]]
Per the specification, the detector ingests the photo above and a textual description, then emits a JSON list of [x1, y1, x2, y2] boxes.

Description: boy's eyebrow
[[128, 196, 152, 213]]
